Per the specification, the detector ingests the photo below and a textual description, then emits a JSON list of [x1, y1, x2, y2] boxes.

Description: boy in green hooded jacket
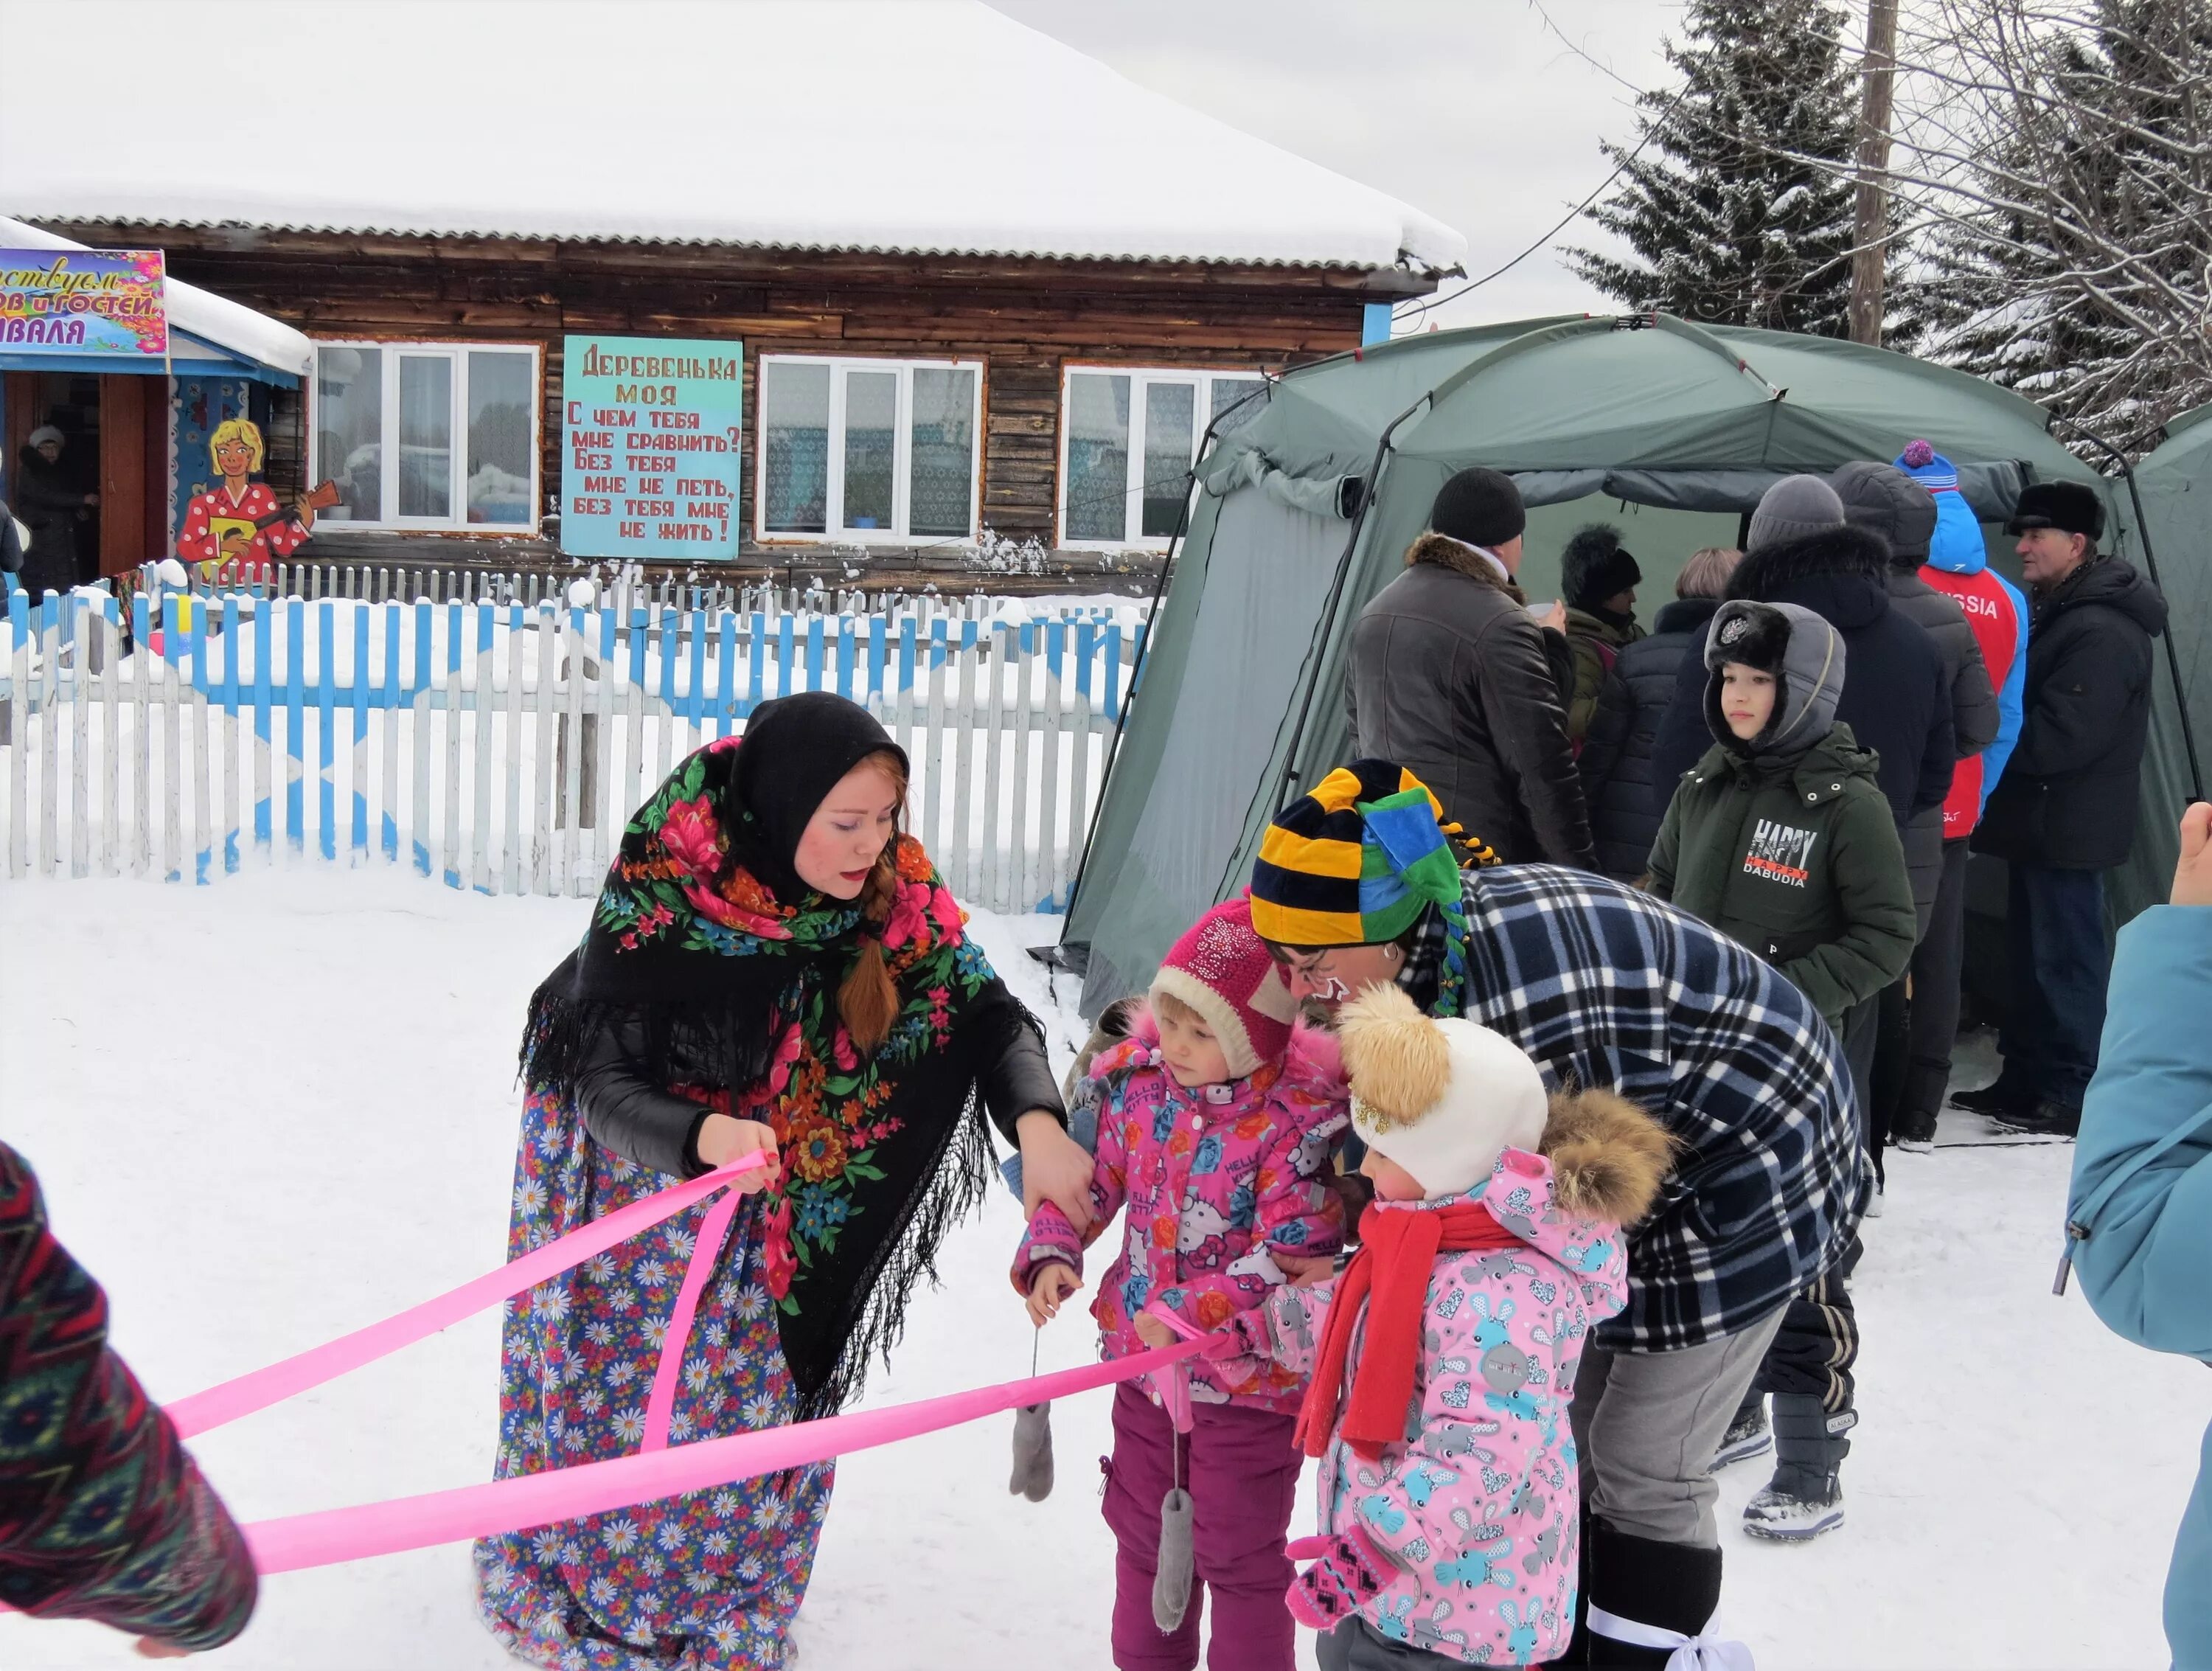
[[1647, 596, 1913, 1542], [1648, 598, 1916, 1029]]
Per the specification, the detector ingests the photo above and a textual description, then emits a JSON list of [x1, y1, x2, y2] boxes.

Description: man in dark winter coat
[[1345, 467, 1595, 866], [1579, 546, 1740, 881], [1958, 482, 2169, 1137], [1559, 523, 1647, 748], [1652, 476, 1955, 832], [0, 1141, 258, 1653]]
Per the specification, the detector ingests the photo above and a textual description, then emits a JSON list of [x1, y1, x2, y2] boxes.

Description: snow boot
[[1584, 1520, 1745, 1670], [1891, 1105, 1938, 1153], [1008, 1400, 1054, 1501], [1950, 1080, 2029, 1119], [1991, 1098, 2081, 1139], [1742, 1394, 1854, 1541], [1712, 1389, 1771, 1470]]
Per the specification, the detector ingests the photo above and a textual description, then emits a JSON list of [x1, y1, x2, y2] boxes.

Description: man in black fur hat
[[1956, 482, 2168, 1138]]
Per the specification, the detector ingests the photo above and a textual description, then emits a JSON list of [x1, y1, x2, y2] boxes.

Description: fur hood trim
[[1405, 531, 1522, 599], [1730, 523, 1891, 602], [1539, 1088, 1674, 1226]]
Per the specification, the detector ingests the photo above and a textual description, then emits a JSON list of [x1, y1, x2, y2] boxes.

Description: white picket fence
[[0, 586, 1146, 914]]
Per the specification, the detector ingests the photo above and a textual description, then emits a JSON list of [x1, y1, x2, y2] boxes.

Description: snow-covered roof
[[0, 1, 1464, 276], [0, 216, 315, 379]]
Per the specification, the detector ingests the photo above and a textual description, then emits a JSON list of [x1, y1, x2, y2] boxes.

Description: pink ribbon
[[641, 1187, 742, 1451], [244, 1340, 1206, 1574], [166, 1154, 768, 1440]]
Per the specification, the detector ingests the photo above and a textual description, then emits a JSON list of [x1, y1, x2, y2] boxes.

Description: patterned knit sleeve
[[0, 1144, 257, 1650]]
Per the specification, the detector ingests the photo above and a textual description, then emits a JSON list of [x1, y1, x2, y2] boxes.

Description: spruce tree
[[1567, 0, 1863, 337]]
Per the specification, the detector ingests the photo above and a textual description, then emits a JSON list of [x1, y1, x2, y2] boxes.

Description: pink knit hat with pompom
[[1148, 897, 1299, 1079]]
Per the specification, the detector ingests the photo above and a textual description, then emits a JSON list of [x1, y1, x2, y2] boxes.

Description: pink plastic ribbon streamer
[[243, 1339, 1207, 1575], [164, 1153, 768, 1440], [640, 1187, 742, 1452]]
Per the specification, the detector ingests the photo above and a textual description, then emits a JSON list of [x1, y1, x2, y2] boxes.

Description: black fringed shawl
[[521, 711, 1034, 1420]]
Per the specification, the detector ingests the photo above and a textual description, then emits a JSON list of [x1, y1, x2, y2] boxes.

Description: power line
[[1393, 4, 1695, 326]]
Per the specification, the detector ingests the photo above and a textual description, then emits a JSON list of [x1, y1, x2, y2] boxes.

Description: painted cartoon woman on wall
[[174, 418, 316, 581]]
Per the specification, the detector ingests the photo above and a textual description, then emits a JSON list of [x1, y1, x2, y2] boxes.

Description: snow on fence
[[0, 584, 1145, 914]]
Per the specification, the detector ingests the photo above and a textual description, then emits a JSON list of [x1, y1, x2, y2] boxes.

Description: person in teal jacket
[[2067, 799, 2212, 1670]]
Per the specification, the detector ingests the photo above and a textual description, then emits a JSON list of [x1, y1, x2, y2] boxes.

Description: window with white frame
[[1059, 367, 1267, 548], [755, 355, 983, 543], [310, 342, 540, 531]]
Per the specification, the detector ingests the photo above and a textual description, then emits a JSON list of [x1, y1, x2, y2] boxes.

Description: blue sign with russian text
[[560, 336, 742, 560]]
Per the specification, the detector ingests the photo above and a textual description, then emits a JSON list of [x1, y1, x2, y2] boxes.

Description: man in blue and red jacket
[[1888, 442, 2028, 1148]]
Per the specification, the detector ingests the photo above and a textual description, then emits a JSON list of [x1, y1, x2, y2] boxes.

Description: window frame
[[751, 352, 986, 546], [1055, 364, 1268, 551], [307, 338, 543, 534]]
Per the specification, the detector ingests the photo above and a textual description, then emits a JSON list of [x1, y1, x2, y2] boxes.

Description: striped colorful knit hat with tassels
[[1250, 760, 1492, 1012]]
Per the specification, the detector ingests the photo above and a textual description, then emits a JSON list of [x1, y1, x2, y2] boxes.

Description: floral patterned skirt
[[474, 1092, 834, 1670]]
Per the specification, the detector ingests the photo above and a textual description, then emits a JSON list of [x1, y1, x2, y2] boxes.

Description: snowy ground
[[0, 871, 2199, 1670]]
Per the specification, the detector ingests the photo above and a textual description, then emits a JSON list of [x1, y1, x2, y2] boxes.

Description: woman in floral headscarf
[[475, 692, 1091, 1670]]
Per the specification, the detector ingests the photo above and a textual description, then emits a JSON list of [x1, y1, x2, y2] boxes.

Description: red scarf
[[1294, 1199, 1522, 1460]]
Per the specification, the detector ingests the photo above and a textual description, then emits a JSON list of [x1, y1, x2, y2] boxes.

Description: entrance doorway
[[4, 369, 167, 586]]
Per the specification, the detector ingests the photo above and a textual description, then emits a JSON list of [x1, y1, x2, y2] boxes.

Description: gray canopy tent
[[1062, 313, 2205, 1016]]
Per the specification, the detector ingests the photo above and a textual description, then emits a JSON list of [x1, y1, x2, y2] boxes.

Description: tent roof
[[0, 1, 1464, 277], [0, 216, 314, 382], [1229, 314, 2098, 490], [2149, 401, 2212, 459]]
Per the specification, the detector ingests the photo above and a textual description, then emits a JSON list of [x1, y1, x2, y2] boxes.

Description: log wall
[[41, 224, 1412, 552]]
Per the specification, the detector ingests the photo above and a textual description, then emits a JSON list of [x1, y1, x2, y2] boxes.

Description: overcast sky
[[987, 0, 1697, 330]]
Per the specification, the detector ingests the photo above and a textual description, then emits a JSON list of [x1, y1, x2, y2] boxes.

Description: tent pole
[[2042, 414, 2205, 802], [1269, 393, 1433, 821], [1060, 381, 1272, 932]]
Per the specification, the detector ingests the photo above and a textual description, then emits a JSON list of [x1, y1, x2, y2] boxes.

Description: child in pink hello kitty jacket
[[1014, 897, 1349, 1671], [1220, 984, 1670, 1669]]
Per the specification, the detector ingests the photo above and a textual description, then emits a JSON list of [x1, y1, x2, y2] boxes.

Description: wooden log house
[[3, 2, 1465, 591]]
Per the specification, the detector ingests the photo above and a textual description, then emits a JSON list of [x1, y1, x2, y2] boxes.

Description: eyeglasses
[[1265, 945, 1341, 980]]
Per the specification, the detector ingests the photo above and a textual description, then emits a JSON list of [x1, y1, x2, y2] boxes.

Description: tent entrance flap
[[1068, 483, 1350, 1019]]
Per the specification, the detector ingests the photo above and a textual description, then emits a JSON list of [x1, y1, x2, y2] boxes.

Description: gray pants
[[1317, 1618, 1458, 1670], [1569, 1309, 1788, 1548]]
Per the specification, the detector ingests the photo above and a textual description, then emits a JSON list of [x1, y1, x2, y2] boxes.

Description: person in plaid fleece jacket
[[1248, 761, 1864, 1671]]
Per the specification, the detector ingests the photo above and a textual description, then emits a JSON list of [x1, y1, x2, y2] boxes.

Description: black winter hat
[[1831, 460, 1937, 565], [1429, 467, 1526, 550], [1561, 524, 1643, 611], [2007, 480, 2104, 540]]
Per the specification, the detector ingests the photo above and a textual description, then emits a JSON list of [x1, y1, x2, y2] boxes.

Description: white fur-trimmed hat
[[1338, 984, 1548, 1200]]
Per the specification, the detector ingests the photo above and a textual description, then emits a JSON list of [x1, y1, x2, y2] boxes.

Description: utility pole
[[1849, 0, 1900, 347]]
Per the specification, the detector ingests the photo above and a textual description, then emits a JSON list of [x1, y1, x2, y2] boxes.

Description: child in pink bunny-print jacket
[[1013, 898, 1350, 1671], [1012, 1006, 1349, 1411], [1220, 986, 1672, 1669]]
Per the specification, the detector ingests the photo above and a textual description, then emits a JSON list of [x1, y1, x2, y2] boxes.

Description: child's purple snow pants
[[1103, 1380, 1301, 1671]]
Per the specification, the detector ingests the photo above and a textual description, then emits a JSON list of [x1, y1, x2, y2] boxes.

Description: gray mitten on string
[[1152, 1485, 1194, 1631], [1008, 1401, 1054, 1501]]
